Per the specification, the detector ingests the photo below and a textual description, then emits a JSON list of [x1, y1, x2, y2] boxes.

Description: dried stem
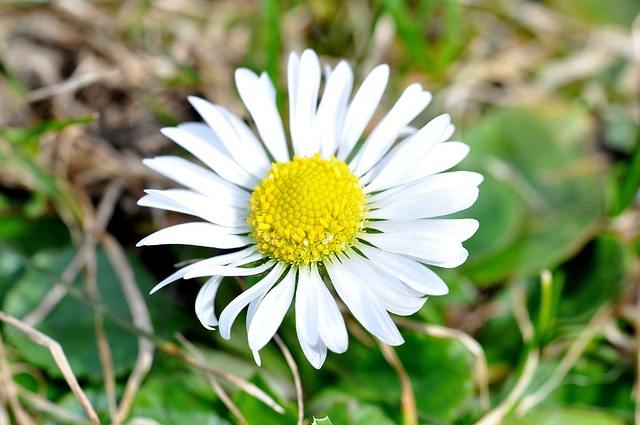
[[273, 334, 304, 425], [175, 333, 247, 425], [0, 311, 100, 425], [101, 234, 155, 423], [378, 341, 417, 425], [0, 334, 36, 425], [515, 304, 614, 416], [394, 318, 490, 411]]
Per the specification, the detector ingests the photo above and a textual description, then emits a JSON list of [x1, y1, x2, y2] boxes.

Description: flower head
[[138, 49, 481, 368]]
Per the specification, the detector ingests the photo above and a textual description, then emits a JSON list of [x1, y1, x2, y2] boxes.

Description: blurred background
[[0, 0, 638, 424]]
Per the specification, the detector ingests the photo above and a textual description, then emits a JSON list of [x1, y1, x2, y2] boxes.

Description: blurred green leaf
[[232, 373, 298, 424], [462, 107, 606, 284], [3, 245, 157, 379], [558, 235, 626, 319], [129, 367, 231, 424], [546, 0, 639, 26], [506, 407, 627, 425], [333, 333, 474, 423], [309, 390, 396, 425]]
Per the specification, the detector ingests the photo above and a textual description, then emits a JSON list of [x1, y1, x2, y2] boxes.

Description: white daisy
[[138, 49, 481, 369]]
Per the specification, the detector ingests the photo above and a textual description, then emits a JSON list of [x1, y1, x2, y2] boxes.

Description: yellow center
[[248, 154, 366, 265]]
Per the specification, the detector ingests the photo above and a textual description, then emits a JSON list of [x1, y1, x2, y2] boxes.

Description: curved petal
[[337, 64, 390, 161], [360, 232, 469, 268], [195, 276, 223, 329], [218, 262, 286, 339], [368, 171, 483, 204], [402, 142, 471, 183], [367, 187, 479, 220], [290, 49, 321, 157], [366, 218, 480, 243], [309, 262, 348, 353], [184, 259, 276, 279], [317, 61, 354, 158], [343, 251, 426, 316], [140, 189, 249, 228], [356, 243, 448, 295], [364, 114, 450, 191], [247, 266, 297, 351], [136, 222, 252, 249], [296, 265, 326, 369], [188, 96, 281, 173], [161, 126, 259, 189], [351, 84, 432, 176], [325, 256, 404, 345], [143, 156, 250, 207], [233, 70, 289, 163]]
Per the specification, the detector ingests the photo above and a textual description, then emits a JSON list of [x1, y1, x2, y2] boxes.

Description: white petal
[[218, 262, 286, 339], [402, 142, 471, 183], [351, 84, 433, 176], [149, 246, 259, 294], [367, 187, 479, 220], [184, 259, 276, 279], [141, 189, 249, 228], [309, 263, 348, 353], [247, 267, 297, 351], [296, 265, 328, 369], [143, 156, 250, 208], [316, 61, 354, 158], [369, 171, 483, 204], [161, 126, 258, 189], [360, 232, 469, 268], [233, 71, 289, 163], [367, 218, 480, 243], [219, 108, 272, 178], [343, 251, 426, 316], [325, 256, 404, 345], [188, 96, 280, 173], [295, 266, 319, 347], [356, 243, 449, 295], [290, 49, 321, 157], [136, 222, 252, 249], [364, 114, 450, 191], [298, 335, 327, 370], [337, 64, 390, 161], [195, 276, 223, 329]]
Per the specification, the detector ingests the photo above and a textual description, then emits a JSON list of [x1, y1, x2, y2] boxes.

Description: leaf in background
[[309, 390, 396, 425], [332, 333, 474, 423], [461, 107, 606, 284], [546, 0, 639, 26], [129, 369, 231, 424], [232, 373, 298, 424], [558, 234, 626, 319], [507, 407, 627, 425], [2, 245, 158, 380]]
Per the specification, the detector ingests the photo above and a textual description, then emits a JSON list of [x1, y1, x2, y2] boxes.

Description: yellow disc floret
[[248, 153, 366, 265]]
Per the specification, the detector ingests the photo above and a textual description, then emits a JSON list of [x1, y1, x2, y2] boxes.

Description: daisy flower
[[138, 49, 481, 369]]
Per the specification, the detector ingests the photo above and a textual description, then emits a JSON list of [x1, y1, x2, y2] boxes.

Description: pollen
[[248, 154, 366, 265]]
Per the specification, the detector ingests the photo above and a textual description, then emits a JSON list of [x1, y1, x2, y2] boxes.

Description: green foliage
[[1, 0, 637, 423], [461, 107, 606, 284]]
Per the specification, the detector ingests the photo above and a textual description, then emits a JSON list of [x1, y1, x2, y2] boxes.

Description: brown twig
[[378, 341, 417, 425], [0, 334, 36, 425], [175, 333, 248, 425], [273, 334, 304, 425], [0, 311, 100, 425], [394, 317, 490, 411]]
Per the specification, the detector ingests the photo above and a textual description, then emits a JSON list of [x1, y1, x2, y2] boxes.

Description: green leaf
[[2, 245, 158, 379], [506, 407, 627, 425], [312, 417, 333, 425], [129, 366, 232, 424], [309, 390, 396, 425], [462, 107, 606, 284], [232, 373, 298, 424], [332, 333, 474, 423]]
